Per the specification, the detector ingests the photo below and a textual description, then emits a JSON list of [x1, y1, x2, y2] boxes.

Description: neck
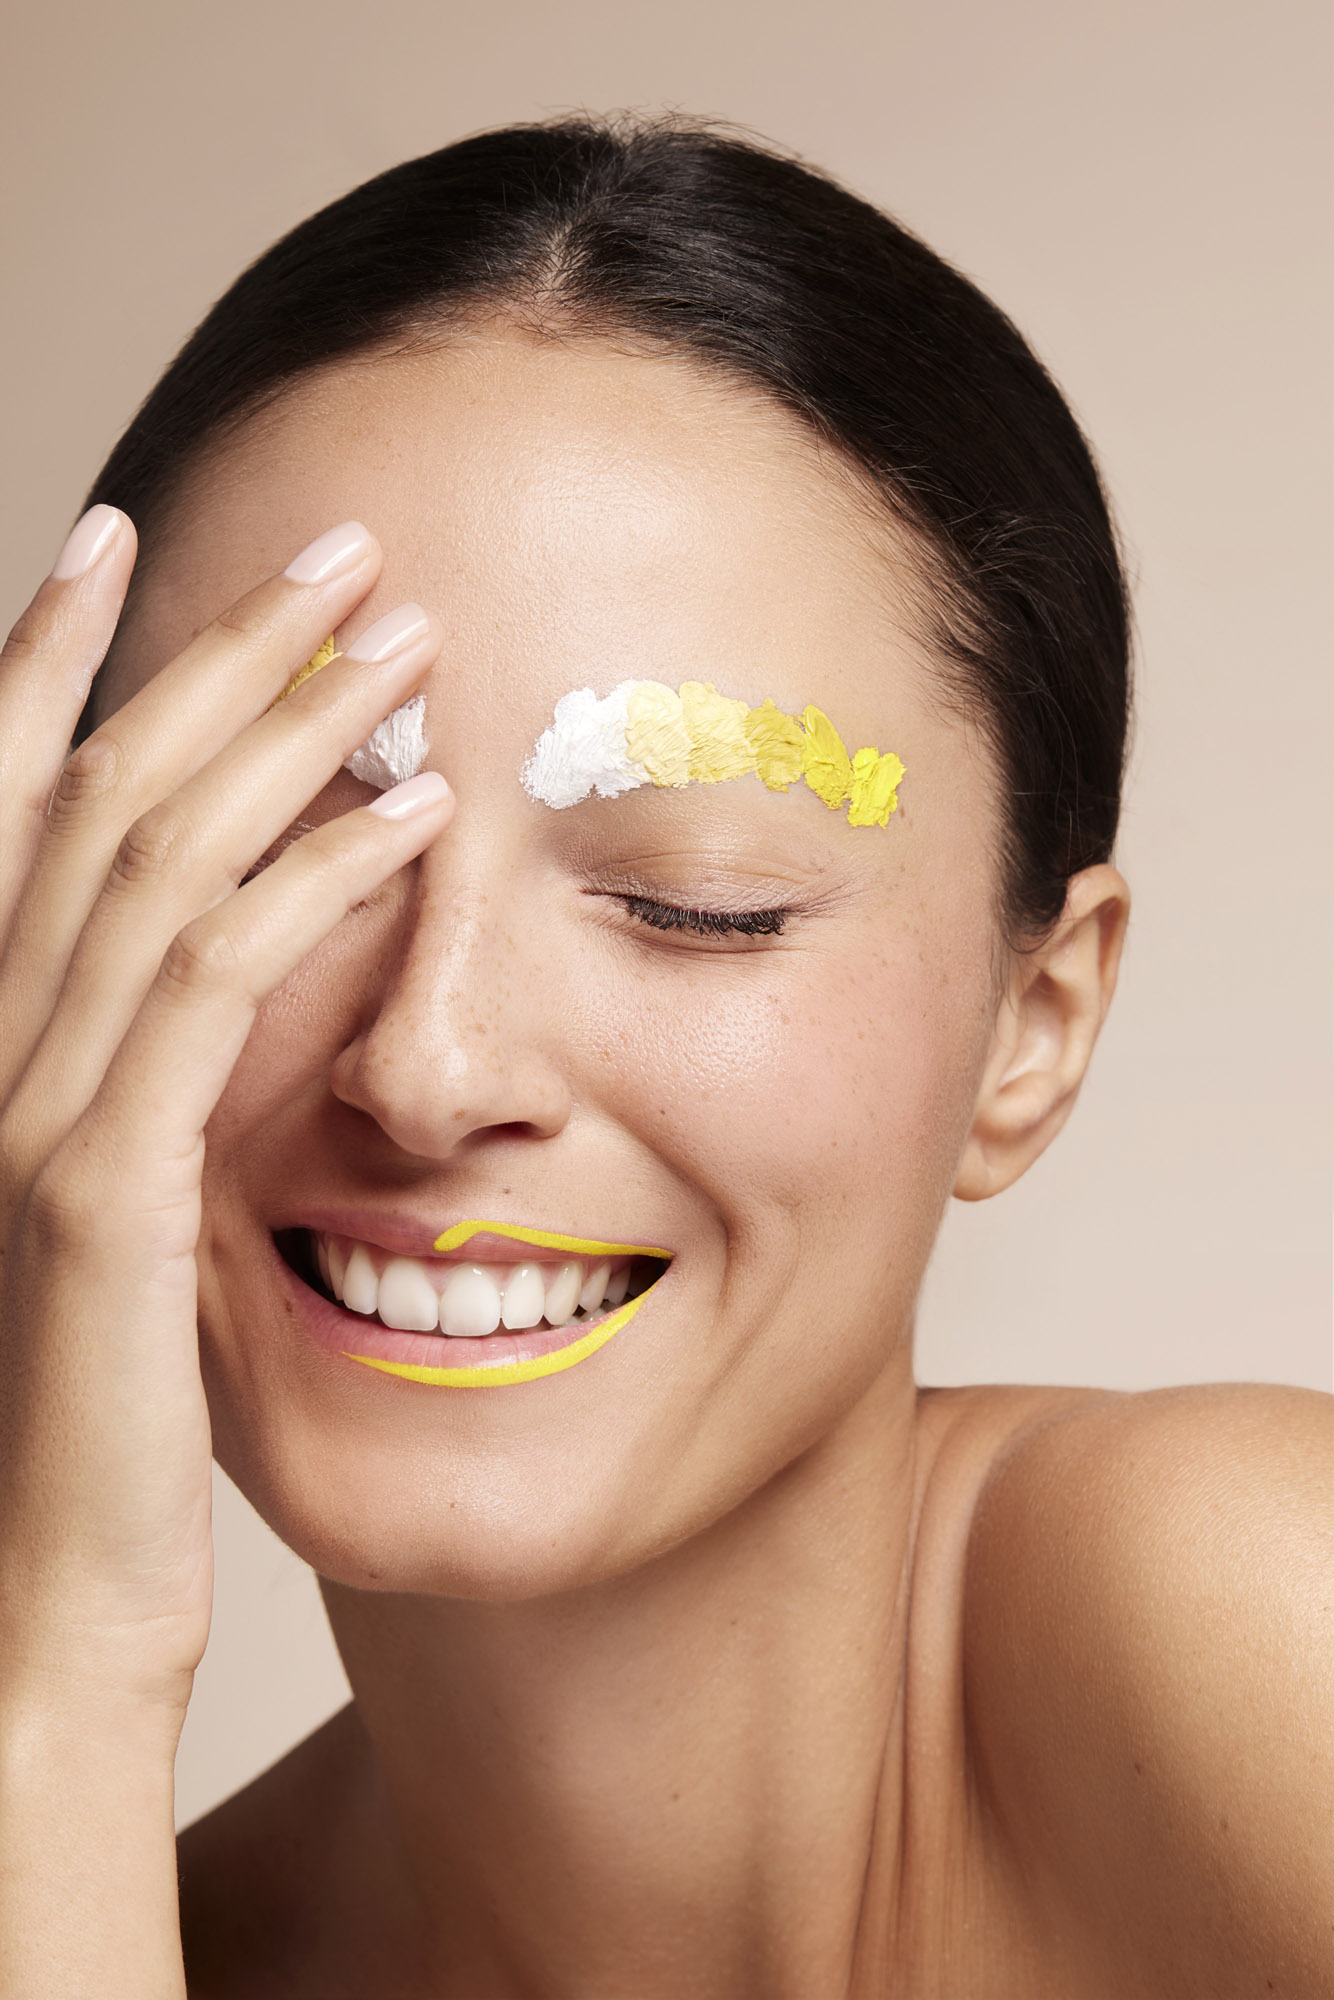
[[322, 1353, 918, 2000]]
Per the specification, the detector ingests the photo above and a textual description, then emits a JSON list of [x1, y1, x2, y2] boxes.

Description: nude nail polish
[[346, 604, 430, 662], [284, 521, 373, 585], [366, 771, 451, 819], [51, 505, 121, 580]]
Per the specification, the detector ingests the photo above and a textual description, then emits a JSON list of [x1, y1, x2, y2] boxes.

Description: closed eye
[[623, 895, 787, 938]]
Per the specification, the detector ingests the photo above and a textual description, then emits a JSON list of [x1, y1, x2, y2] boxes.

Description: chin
[[202, 1364, 699, 1605]]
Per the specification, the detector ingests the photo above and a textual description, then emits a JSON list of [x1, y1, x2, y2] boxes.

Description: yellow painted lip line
[[342, 1220, 671, 1388], [430, 1219, 671, 1259], [345, 1286, 655, 1388]]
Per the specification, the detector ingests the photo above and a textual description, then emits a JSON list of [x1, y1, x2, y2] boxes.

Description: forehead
[[125, 326, 937, 746]]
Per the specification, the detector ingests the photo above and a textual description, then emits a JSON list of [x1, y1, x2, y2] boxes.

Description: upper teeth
[[313, 1234, 634, 1337]]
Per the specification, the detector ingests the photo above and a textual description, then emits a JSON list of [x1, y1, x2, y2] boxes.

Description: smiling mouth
[[276, 1224, 671, 1388]]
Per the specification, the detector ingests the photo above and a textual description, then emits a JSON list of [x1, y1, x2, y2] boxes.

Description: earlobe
[[954, 865, 1130, 1202]]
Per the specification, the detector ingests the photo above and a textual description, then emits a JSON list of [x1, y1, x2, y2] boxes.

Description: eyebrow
[[521, 680, 905, 829]]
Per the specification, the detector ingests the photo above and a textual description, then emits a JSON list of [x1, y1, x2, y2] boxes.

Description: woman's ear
[[954, 864, 1130, 1202]]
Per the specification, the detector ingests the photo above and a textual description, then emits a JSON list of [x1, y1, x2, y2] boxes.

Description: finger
[[12, 606, 441, 1152], [11, 776, 451, 1600], [54, 774, 454, 1230], [0, 522, 384, 1097], [0, 507, 137, 937], [74, 516, 384, 809]]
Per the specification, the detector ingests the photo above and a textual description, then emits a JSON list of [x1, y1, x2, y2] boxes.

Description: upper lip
[[274, 1209, 672, 1265]]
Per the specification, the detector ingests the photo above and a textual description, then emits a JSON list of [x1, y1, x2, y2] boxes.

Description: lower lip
[[271, 1239, 661, 1388]]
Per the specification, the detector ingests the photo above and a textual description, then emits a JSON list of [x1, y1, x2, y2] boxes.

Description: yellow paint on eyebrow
[[847, 746, 906, 828], [625, 682, 691, 786], [275, 633, 340, 704], [679, 681, 756, 784], [559, 682, 904, 827], [431, 1219, 671, 1258], [744, 698, 808, 792], [800, 705, 854, 810]]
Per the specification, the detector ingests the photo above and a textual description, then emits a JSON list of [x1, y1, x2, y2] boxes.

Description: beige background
[[4, 0, 1329, 1829]]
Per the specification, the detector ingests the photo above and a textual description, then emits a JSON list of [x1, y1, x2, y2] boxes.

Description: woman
[[0, 117, 1327, 1999]]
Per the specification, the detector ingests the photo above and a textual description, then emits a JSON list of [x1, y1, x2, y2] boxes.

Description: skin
[[0, 326, 1328, 2000]]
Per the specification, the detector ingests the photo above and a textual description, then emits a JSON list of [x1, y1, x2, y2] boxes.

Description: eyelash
[[622, 895, 787, 938]]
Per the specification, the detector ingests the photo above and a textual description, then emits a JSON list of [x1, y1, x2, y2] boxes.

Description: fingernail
[[366, 771, 452, 819], [284, 521, 373, 585], [51, 504, 121, 580], [346, 603, 430, 663]]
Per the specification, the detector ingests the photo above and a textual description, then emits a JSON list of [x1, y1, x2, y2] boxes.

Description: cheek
[[571, 929, 988, 1237]]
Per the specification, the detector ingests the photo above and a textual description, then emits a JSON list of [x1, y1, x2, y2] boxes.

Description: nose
[[329, 853, 573, 1159]]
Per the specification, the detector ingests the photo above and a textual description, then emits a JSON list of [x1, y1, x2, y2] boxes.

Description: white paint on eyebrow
[[343, 694, 428, 789], [521, 683, 650, 808]]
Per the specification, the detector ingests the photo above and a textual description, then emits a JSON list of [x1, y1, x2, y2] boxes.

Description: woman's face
[[117, 328, 1005, 1598]]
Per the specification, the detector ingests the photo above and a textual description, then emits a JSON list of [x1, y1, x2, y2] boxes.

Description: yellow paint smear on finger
[[275, 633, 340, 704]]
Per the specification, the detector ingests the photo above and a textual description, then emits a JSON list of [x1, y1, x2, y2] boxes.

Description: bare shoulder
[[177, 1703, 360, 1998], [961, 1381, 1334, 1998]]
